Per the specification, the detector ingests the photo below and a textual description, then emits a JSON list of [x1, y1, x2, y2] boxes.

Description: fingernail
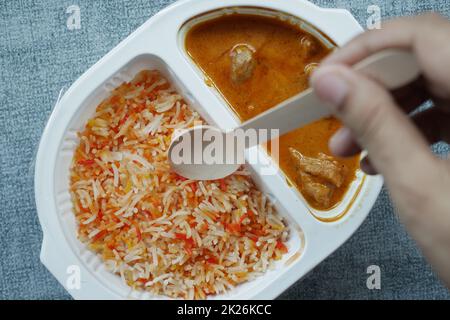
[[311, 69, 349, 110]]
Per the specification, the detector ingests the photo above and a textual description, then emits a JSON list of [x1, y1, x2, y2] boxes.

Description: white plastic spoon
[[168, 49, 421, 180]]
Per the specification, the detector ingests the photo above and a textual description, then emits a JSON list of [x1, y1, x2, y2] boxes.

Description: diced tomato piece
[[188, 219, 197, 228], [174, 174, 187, 181], [183, 237, 195, 255], [219, 179, 227, 191], [185, 237, 195, 247], [175, 232, 187, 240], [206, 256, 218, 264], [276, 240, 288, 253], [118, 114, 129, 126]]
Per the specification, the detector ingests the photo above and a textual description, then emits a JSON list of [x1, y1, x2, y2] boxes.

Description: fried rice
[[69, 70, 289, 299]]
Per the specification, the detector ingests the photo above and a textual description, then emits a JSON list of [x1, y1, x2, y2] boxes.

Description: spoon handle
[[235, 49, 421, 147]]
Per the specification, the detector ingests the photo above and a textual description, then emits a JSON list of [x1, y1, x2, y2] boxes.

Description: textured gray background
[[1, 0, 449, 300]]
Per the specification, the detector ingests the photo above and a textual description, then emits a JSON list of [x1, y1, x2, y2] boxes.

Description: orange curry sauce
[[185, 14, 360, 210]]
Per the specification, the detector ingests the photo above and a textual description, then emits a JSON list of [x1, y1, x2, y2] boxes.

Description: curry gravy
[[185, 14, 360, 210], [272, 118, 360, 210]]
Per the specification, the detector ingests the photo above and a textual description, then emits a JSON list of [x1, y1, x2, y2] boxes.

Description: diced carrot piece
[[133, 222, 142, 241], [142, 210, 152, 218], [147, 92, 157, 100], [183, 237, 195, 255], [225, 223, 241, 234], [93, 230, 107, 241], [251, 228, 266, 236], [110, 95, 120, 105], [177, 109, 184, 121], [106, 240, 116, 250], [276, 240, 288, 253], [239, 214, 248, 224], [134, 104, 145, 112], [199, 223, 208, 233]]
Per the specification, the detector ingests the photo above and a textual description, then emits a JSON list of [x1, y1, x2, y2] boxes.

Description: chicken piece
[[289, 148, 344, 187], [299, 172, 332, 207], [230, 44, 256, 84]]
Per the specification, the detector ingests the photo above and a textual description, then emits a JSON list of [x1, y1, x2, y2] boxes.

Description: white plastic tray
[[35, 0, 383, 300]]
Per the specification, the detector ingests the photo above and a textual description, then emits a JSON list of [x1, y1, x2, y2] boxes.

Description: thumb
[[310, 64, 433, 185]]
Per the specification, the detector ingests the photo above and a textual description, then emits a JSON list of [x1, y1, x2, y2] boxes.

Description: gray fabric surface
[[1, 0, 449, 300]]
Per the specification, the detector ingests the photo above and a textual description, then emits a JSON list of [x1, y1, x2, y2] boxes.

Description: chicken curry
[[185, 14, 360, 210]]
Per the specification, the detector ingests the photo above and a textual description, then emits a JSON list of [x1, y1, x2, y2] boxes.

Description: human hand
[[310, 13, 450, 286]]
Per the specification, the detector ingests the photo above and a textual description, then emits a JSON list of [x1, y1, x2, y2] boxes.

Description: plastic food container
[[35, 0, 383, 299]]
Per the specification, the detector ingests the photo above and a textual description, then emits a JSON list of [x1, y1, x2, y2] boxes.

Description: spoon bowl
[[168, 125, 241, 180]]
